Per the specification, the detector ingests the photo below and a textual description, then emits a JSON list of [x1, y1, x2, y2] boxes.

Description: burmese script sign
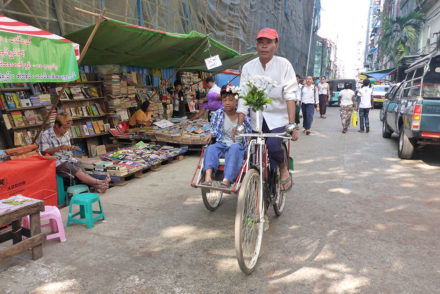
[[0, 31, 79, 83]]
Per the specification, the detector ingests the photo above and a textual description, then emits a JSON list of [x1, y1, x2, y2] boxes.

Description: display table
[[0, 195, 45, 260]]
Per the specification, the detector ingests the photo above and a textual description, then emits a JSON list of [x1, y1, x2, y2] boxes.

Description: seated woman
[[129, 101, 152, 127], [202, 85, 251, 188]]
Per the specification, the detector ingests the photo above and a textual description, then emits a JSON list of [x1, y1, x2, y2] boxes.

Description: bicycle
[[234, 117, 294, 274], [190, 113, 295, 274]]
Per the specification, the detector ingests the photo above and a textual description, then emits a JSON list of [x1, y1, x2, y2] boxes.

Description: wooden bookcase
[[0, 81, 110, 156]]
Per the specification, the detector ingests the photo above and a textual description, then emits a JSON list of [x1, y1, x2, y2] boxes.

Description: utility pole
[[305, 0, 317, 76]]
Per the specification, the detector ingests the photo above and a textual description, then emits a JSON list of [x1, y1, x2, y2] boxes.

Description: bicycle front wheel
[[235, 169, 264, 274]]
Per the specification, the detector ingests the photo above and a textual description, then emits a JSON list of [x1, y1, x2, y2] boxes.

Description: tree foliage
[[379, 11, 424, 65]]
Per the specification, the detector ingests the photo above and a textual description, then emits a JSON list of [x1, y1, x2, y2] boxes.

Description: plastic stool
[[22, 206, 66, 242], [67, 193, 105, 229], [66, 184, 90, 206]]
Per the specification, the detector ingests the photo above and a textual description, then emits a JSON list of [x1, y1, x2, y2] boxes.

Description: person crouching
[[202, 85, 251, 188]]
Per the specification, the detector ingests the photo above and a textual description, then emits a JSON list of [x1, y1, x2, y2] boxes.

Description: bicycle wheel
[[273, 143, 288, 216], [201, 188, 223, 211], [235, 169, 264, 274]]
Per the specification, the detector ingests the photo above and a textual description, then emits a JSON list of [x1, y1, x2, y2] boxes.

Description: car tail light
[[412, 104, 422, 130]]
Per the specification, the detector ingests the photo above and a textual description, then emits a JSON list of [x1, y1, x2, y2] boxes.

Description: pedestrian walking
[[294, 74, 303, 129], [318, 76, 330, 118], [300, 76, 319, 135], [338, 82, 356, 133], [356, 79, 374, 133]]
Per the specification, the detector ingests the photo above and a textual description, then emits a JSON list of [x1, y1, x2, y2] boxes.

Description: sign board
[[0, 31, 79, 83], [205, 55, 222, 70]]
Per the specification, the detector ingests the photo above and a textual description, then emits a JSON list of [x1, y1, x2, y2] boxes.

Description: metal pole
[[305, 0, 317, 76], [137, 0, 144, 26]]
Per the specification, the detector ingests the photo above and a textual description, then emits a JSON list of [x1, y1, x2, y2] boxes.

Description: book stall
[[77, 142, 187, 185], [109, 118, 211, 146]]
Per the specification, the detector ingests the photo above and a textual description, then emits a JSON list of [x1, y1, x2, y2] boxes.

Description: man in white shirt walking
[[300, 76, 319, 135], [236, 27, 298, 192]]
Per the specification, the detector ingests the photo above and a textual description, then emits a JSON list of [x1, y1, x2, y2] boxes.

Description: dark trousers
[[301, 103, 315, 130], [261, 119, 285, 171], [295, 102, 301, 124], [319, 94, 328, 115], [359, 108, 370, 131]]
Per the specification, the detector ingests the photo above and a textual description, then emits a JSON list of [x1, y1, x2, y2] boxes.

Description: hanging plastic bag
[[352, 110, 358, 127]]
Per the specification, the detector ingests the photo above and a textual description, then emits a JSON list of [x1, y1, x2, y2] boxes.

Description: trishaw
[[191, 113, 295, 274]]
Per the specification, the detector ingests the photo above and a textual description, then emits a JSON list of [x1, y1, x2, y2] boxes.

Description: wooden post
[[29, 211, 42, 260], [32, 8, 107, 143]]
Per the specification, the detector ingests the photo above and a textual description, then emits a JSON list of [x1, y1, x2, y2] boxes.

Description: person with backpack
[[300, 75, 319, 135]]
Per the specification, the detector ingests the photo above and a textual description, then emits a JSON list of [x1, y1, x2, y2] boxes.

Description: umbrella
[[0, 15, 79, 83]]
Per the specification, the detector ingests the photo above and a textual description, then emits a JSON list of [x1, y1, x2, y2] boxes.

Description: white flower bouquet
[[240, 75, 278, 111]]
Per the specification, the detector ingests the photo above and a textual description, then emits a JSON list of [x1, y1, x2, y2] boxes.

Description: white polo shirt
[[237, 56, 298, 130]]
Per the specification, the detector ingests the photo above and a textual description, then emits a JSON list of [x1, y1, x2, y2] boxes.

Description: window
[[409, 86, 421, 97]]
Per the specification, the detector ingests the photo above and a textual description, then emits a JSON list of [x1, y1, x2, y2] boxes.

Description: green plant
[[379, 11, 424, 65]]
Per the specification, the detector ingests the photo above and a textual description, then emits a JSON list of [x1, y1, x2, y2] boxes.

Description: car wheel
[[382, 119, 392, 138], [380, 107, 384, 121], [398, 128, 415, 159]]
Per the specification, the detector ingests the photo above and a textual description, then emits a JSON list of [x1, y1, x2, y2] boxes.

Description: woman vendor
[[129, 101, 152, 127]]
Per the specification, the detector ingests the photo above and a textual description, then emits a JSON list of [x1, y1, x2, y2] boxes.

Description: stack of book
[[120, 80, 127, 95], [103, 74, 121, 96], [30, 95, 41, 106]]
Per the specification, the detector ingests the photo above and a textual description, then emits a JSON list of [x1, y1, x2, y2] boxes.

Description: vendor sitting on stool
[[202, 85, 251, 188], [38, 113, 110, 193], [129, 101, 152, 127]]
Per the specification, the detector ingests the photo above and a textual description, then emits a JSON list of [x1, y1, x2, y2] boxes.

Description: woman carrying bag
[[338, 82, 356, 133]]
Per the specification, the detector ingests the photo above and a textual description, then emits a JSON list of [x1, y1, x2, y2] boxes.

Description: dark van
[[327, 79, 356, 105], [382, 51, 440, 159]]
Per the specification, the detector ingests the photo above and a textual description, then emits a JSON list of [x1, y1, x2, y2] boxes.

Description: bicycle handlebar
[[238, 133, 292, 139]]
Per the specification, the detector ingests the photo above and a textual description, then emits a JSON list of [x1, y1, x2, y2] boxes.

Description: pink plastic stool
[[22, 205, 66, 242]]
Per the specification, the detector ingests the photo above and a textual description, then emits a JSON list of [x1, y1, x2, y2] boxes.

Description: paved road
[[1, 107, 440, 294]]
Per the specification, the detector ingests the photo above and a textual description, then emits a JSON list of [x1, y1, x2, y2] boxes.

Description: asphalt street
[[1, 107, 440, 294]]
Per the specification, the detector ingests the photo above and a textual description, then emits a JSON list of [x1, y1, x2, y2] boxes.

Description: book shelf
[[0, 80, 111, 154]]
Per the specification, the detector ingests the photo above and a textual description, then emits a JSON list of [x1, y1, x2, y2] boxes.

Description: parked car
[[371, 84, 390, 108], [327, 79, 356, 105], [380, 83, 400, 121], [382, 51, 440, 159]]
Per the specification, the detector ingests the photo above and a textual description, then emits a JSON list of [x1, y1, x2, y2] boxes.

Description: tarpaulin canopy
[[361, 68, 397, 81], [0, 15, 80, 83], [65, 18, 256, 72]]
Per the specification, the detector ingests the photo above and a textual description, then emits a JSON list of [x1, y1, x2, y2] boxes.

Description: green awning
[[65, 18, 255, 72]]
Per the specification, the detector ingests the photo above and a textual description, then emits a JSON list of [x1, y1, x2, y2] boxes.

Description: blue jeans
[[302, 103, 315, 130], [359, 108, 370, 131], [203, 142, 246, 182]]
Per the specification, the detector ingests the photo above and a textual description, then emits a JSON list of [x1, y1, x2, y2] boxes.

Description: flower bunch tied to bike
[[240, 75, 278, 111]]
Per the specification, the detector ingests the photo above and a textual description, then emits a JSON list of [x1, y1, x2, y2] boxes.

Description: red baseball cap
[[256, 28, 279, 40]]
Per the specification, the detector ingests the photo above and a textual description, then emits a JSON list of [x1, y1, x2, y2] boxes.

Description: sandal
[[217, 181, 231, 188], [201, 181, 212, 186], [280, 175, 293, 192]]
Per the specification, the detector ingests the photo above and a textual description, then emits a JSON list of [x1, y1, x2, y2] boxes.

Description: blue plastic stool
[[67, 193, 105, 229], [66, 184, 90, 208]]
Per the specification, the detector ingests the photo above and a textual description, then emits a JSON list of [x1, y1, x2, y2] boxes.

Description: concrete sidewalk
[[1, 107, 440, 294]]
